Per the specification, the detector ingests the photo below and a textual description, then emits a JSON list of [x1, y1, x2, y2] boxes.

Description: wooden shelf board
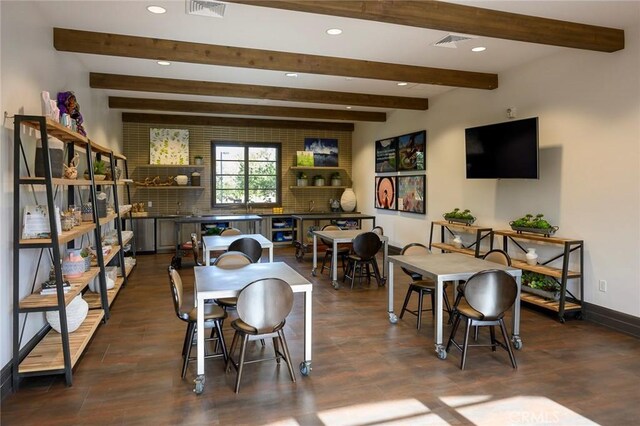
[[19, 222, 96, 246], [113, 153, 127, 161], [19, 268, 100, 309], [124, 263, 135, 277], [98, 213, 118, 226], [430, 242, 476, 257], [493, 229, 582, 245], [121, 232, 133, 247], [119, 205, 133, 216], [432, 220, 492, 232], [85, 277, 124, 309], [92, 245, 121, 266], [135, 186, 205, 190], [21, 117, 90, 146], [289, 186, 347, 190], [19, 177, 93, 186], [116, 179, 134, 185], [88, 140, 112, 155], [18, 310, 104, 373], [137, 164, 205, 169], [511, 259, 581, 279], [520, 292, 581, 312], [290, 166, 346, 171]]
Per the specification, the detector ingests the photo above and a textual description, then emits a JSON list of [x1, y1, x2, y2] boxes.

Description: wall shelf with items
[[289, 166, 351, 189], [270, 217, 297, 246], [289, 186, 347, 190], [492, 230, 583, 322], [137, 164, 205, 169], [428, 220, 493, 257], [134, 186, 205, 190]]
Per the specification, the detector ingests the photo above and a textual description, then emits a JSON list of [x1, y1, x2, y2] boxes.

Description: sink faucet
[[246, 200, 253, 213], [309, 200, 315, 212]]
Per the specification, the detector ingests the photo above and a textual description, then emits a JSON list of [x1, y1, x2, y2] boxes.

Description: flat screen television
[[465, 117, 539, 179]]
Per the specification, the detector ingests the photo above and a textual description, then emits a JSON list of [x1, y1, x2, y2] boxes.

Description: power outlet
[[598, 280, 607, 292], [148, 201, 153, 208]]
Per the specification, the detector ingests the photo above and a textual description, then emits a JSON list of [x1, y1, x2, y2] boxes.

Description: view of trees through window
[[212, 142, 280, 206]]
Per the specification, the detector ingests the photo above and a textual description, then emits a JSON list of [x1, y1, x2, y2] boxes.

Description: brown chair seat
[[231, 319, 286, 335], [186, 303, 227, 322]]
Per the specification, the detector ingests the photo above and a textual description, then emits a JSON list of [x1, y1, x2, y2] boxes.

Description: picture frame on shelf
[[375, 137, 397, 172], [398, 130, 426, 171], [375, 176, 396, 210], [304, 138, 338, 167], [397, 175, 426, 214]]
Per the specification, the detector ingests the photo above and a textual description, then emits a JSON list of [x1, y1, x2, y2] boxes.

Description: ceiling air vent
[[186, 0, 226, 18], [432, 33, 476, 48]]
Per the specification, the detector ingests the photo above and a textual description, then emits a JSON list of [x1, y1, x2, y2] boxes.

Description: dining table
[[312, 229, 389, 289], [201, 233, 274, 264], [193, 262, 313, 394], [387, 252, 523, 360]]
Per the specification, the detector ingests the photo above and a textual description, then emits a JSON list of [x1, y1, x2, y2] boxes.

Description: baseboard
[[583, 302, 640, 338], [1, 324, 51, 400]]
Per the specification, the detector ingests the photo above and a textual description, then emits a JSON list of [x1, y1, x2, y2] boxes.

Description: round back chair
[[220, 227, 242, 236], [190, 233, 202, 266], [483, 249, 511, 266], [352, 232, 382, 260], [227, 237, 262, 263], [464, 269, 518, 320], [213, 251, 253, 268], [168, 266, 187, 321], [236, 278, 294, 334], [400, 243, 430, 280], [320, 224, 341, 246], [372, 226, 384, 236]]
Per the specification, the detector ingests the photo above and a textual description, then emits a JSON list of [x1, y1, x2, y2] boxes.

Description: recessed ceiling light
[[157, 60, 171, 66], [397, 82, 408, 86], [326, 28, 342, 36], [285, 73, 298, 78], [346, 106, 352, 110], [472, 46, 486, 52], [147, 5, 166, 14]]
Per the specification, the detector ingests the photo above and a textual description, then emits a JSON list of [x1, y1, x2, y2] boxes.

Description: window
[[212, 141, 281, 207]]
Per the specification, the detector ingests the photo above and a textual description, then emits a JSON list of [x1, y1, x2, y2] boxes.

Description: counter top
[[129, 212, 367, 220]]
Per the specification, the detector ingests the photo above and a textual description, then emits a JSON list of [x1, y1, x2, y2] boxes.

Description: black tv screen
[[465, 117, 539, 179]]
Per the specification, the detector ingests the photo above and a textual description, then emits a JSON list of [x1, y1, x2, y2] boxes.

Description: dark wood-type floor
[[3, 247, 640, 425]]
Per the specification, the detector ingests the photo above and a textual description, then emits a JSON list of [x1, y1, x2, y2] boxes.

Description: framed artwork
[[304, 138, 338, 166], [296, 151, 314, 167], [375, 137, 397, 172], [375, 176, 396, 210], [398, 130, 426, 171], [397, 175, 426, 214], [150, 128, 189, 165]]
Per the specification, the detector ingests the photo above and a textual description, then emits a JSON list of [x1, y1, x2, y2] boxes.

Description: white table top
[[389, 252, 521, 281], [194, 262, 312, 298], [313, 229, 388, 243], [202, 233, 273, 250]]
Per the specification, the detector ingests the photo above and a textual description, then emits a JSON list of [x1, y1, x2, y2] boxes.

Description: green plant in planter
[[330, 172, 340, 180], [93, 160, 107, 176], [444, 208, 474, 220], [313, 175, 324, 182], [298, 172, 307, 179], [512, 213, 553, 229], [522, 271, 561, 292]]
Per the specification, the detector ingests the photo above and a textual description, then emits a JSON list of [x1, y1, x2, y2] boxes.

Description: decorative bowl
[[46, 295, 88, 333]]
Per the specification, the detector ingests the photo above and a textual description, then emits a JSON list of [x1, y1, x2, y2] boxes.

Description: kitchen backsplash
[[123, 123, 353, 215]]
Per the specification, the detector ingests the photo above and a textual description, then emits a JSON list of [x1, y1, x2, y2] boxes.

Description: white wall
[[354, 22, 640, 317], [0, 2, 121, 369]]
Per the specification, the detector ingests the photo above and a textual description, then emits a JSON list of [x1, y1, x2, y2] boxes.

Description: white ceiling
[[33, 0, 640, 116]]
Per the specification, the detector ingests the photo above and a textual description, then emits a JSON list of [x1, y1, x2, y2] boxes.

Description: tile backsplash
[[123, 123, 353, 215]]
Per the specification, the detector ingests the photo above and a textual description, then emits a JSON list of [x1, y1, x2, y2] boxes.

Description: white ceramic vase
[[340, 188, 356, 212], [46, 295, 88, 333], [453, 235, 463, 248], [526, 248, 539, 265]]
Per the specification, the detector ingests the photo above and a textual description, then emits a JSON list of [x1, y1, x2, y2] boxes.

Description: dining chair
[[190, 233, 202, 266], [320, 224, 350, 275], [171, 232, 199, 269], [220, 227, 242, 236], [446, 269, 518, 370], [399, 243, 452, 330], [211, 251, 253, 311], [228, 237, 262, 263], [168, 266, 228, 378], [343, 232, 383, 289], [226, 278, 296, 393], [372, 226, 384, 236]]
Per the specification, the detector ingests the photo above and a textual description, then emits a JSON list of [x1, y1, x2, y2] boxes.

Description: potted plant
[[330, 172, 342, 186], [443, 208, 476, 225], [510, 213, 558, 237], [194, 155, 204, 165], [521, 271, 561, 300], [313, 175, 325, 187], [297, 172, 308, 187], [92, 160, 107, 181]]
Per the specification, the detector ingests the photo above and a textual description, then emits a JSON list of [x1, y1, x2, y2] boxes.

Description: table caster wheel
[[193, 375, 205, 395], [512, 336, 523, 350], [436, 347, 447, 360], [332, 281, 340, 290], [388, 313, 398, 324], [311, 268, 317, 277], [299, 361, 312, 376]]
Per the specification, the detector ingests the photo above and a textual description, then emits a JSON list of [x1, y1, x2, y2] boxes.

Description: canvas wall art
[[398, 130, 426, 171], [375, 137, 397, 172], [397, 175, 425, 214], [304, 138, 338, 167], [375, 176, 396, 210], [150, 128, 189, 165]]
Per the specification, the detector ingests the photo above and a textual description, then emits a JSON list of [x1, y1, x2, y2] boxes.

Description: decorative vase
[[452, 235, 463, 248], [331, 178, 342, 187], [340, 188, 356, 212], [46, 295, 89, 333], [526, 248, 538, 265], [296, 178, 308, 187], [62, 251, 86, 278]]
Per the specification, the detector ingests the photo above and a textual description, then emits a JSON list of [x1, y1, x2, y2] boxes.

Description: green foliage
[[298, 172, 307, 179], [93, 160, 107, 175], [522, 271, 561, 292], [512, 213, 553, 229], [444, 208, 474, 220]]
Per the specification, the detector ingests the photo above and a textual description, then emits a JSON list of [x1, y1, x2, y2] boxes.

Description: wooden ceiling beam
[[121, 113, 354, 131], [91, 73, 428, 110], [55, 28, 497, 89], [109, 96, 386, 122], [230, 1, 624, 52]]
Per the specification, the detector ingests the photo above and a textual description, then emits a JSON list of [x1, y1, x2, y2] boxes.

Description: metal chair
[[226, 278, 296, 393], [343, 232, 383, 289], [171, 233, 200, 268], [446, 269, 518, 370], [372, 226, 384, 236], [399, 243, 451, 330], [168, 266, 228, 378], [220, 227, 242, 236], [228, 237, 262, 263], [211, 251, 253, 311], [320, 224, 350, 275]]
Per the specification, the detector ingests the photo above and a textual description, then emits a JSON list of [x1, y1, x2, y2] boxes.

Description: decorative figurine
[[63, 152, 79, 179]]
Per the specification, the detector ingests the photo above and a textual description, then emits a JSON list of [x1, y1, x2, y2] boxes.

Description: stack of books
[[40, 280, 71, 295]]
